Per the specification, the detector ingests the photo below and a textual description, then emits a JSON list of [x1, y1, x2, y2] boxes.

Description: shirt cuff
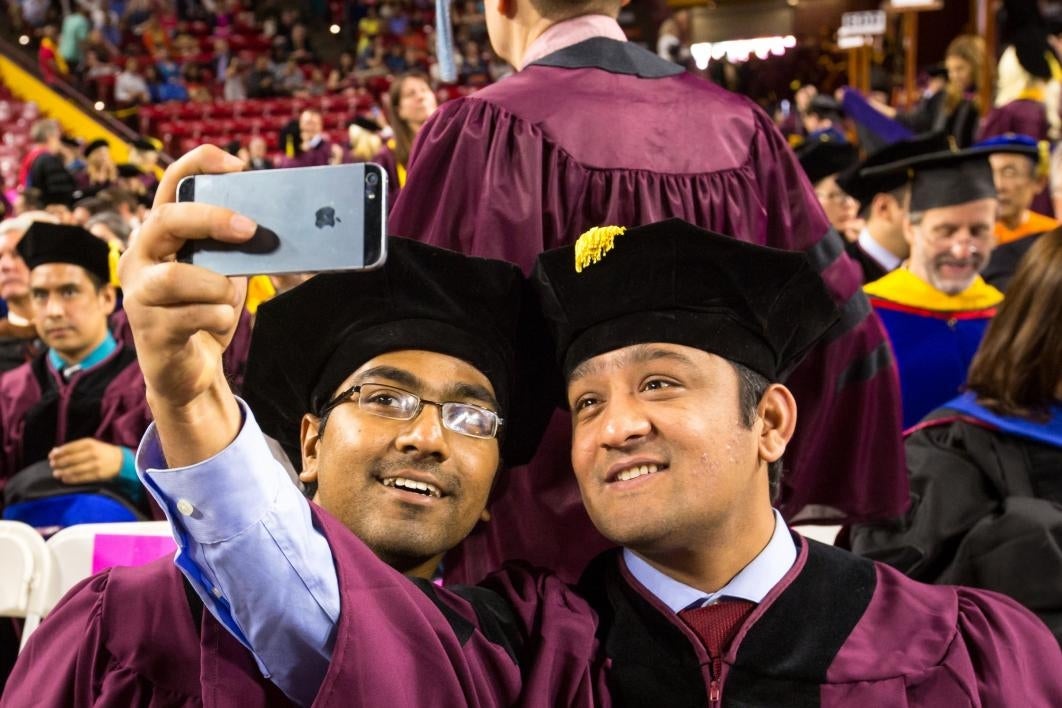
[[136, 398, 285, 544]]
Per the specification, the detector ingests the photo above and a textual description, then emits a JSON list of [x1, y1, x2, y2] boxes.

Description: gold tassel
[[108, 240, 122, 287], [1047, 51, 1062, 83], [1038, 140, 1052, 179], [574, 226, 626, 273]]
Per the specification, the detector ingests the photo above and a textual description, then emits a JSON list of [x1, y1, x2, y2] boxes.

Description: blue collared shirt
[[137, 400, 337, 708], [622, 509, 796, 613]]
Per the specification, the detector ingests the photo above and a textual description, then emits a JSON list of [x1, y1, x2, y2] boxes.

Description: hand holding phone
[[177, 162, 387, 276]]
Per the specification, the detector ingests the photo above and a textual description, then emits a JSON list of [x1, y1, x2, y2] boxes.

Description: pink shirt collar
[[520, 14, 626, 69]]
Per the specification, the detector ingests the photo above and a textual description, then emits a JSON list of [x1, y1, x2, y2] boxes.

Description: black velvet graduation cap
[[244, 237, 554, 467], [796, 137, 858, 186], [807, 95, 844, 120], [836, 132, 952, 211], [83, 138, 109, 157], [116, 163, 142, 178], [531, 219, 839, 382], [862, 145, 995, 213], [130, 137, 160, 152], [16, 222, 111, 284]]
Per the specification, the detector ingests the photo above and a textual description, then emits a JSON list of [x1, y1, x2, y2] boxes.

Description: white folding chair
[[0, 520, 55, 651], [43, 521, 176, 616]]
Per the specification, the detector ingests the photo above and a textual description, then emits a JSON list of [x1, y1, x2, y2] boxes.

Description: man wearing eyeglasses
[[3, 147, 578, 707], [862, 146, 1002, 427]]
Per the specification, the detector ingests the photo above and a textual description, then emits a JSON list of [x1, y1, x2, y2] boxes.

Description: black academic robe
[[850, 406, 1062, 643], [981, 233, 1042, 292], [844, 240, 888, 284]]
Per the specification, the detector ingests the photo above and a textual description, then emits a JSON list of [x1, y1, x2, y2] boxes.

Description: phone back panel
[[178, 163, 384, 275]]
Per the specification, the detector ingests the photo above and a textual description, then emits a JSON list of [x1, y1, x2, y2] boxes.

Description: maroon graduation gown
[[2, 503, 605, 707], [390, 36, 906, 584], [10, 502, 1057, 707], [0, 346, 150, 490]]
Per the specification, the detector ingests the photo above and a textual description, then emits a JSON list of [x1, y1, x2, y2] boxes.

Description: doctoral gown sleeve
[[849, 417, 998, 580]]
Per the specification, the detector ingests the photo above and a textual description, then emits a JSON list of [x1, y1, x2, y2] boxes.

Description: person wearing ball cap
[[863, 146, 1003, 427], [0, 222, 150, 519]]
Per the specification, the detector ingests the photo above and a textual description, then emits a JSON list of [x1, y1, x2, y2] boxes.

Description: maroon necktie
[[678, 599, 756, 658]]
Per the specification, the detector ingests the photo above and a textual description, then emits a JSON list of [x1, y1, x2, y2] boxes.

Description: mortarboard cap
[[863, 144, 996, 213], [531, 219, 839, 382], [837, 131, 952, 211], [807, 95, 844, 119], [926, 63, 948, 80], [244, 237, 554, 467], [130, 137, 160, 152], [16, 222, 112, 284], [116, 163, 142, 178], [60, 135, 81, 149], [83, 138, 109, 157], [796, 136, 858, 185], [350, 115, 382, 133]]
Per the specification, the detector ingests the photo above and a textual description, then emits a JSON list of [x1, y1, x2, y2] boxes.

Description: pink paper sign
[[91, 534, 177, 574]]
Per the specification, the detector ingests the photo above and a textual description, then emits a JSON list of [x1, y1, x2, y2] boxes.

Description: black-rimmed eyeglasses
[[320, 382, 503, 440]]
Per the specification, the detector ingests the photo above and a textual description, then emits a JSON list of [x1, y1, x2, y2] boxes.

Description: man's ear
[[99, 283, 118, 315], [757, 384, 797, 464], [299, 413, 322, 485]]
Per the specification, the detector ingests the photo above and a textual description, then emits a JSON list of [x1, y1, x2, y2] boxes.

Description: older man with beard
[[863, 147, 1002, 427]]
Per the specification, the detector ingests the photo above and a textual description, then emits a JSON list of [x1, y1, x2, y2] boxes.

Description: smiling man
[[3, 148, 585, 708], [100, 210, 1062, 707], [863, 147, 1004, 427], [0, 222, 150, 522]]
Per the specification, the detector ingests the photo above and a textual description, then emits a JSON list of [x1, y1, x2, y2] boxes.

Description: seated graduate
[[0, 215, 45, 372], [0, 223, 152, 526], [2, 147, 565, 708], [851, 227, 1062, 643], [863, 146, 1004, 428], [795, 137, 860, 243], [119, 207, 1062, 706]]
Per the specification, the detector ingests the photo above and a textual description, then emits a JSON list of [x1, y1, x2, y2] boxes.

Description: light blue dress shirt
[[622, 509, 796, 613], [136, 400, 337, 707], [140, 402, 796, 705]]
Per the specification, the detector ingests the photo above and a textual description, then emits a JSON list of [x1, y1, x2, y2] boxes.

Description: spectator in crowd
[[980, 134, 1060, 290], [37, 24, 70, 85], [59, 8, 91, 69], [127, 138, 161, 194], [980, 4, 1060, 143], [246, 54, 278, 98], [75, 138, 117, 195], [796, 137, 860, 242], [0, 223, 152, 523], [326, 50, 357, 92], [0, 215, 45, 372], [222, 59, 248, 101], [459, 41, 490, 87], [212, 38, 232, 85], [377, 72, 437, 201], [348, 117, 383, 163], [20, 119, 78, 208], [114, 57, 151, 106], [864, 148, 1002, 428], [801, 95, 847, 144], [286, 23, 317, 64], [656, 7, 689, 65], [389, 0, 905, 587], [837, 132, 952, 283], [356, 5, 382, 56], [282, 109, 344, 168], [276, 58, 307, 96], [244, 135, 274, 171], [852, 227, 1062, 643], [85, 211, 132, 250], [843, 35, 983, 148]]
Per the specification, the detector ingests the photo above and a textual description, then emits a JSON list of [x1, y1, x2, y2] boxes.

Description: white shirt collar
[[520, 14, 627, 69], [623, 509, 796, 613], [857, 228, 902, 272]]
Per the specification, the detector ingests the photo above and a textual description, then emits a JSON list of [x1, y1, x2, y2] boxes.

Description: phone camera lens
[[366, 172, 380, 187]]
